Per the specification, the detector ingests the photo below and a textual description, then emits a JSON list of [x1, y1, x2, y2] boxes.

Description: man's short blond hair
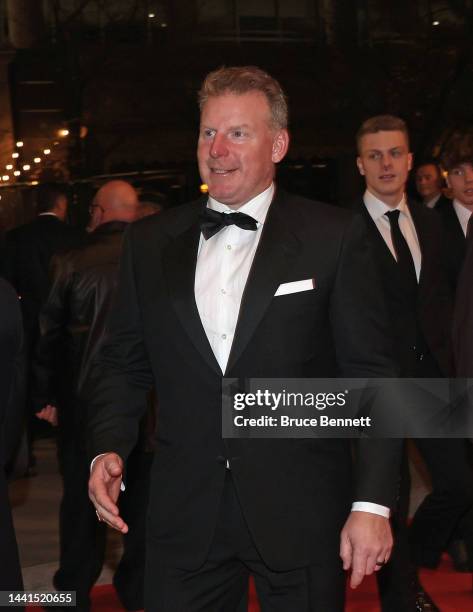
[[198, 65, 288, 130], [356, 115, 410, 153]]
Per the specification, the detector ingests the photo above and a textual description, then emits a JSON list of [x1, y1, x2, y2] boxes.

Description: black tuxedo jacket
[[435, 197, 466, 292], [85, 189, 401, 571], [4, 215, 84, 338], [357, 198, 453, 377], [0, 279, 24, 592]]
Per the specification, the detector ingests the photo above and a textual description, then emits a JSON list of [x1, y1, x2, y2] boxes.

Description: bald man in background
[[33, 181, 148, 612]]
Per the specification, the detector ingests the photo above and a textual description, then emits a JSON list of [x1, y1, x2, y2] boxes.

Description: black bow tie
[[199, 208, 258, 240]]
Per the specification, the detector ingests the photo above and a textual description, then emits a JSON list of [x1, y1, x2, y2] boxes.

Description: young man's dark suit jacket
[[0, 279, 25, 596], [357, 198, 473, 592], [435, 196, 466, 293], [358, 198, 453, 378], [85, 189, 401, 575]]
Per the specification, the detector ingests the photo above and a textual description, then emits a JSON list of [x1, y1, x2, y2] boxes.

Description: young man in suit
[[86, 67, 402, 611], [356, 115, 473, 611], [438, 133, 473, 291]]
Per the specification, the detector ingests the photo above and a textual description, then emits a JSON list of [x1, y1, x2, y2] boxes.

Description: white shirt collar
[[453, 199, 473, 237], [363, 189, 407, 220], [207, 183, 275, 227], [425, 193, 441, 209]]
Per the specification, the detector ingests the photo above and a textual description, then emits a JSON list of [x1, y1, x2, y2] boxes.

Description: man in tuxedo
[[414, 161, 449, 210], [438, 134, 473, 291], [86, 66, 402, 611], [355, 115, 473, 611], [0, 278, 25, 603]]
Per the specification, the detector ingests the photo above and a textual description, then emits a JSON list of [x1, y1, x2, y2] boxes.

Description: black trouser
[[55, 427, 152, 611], [54, 433, 107, 612], [410, 437, 473, 568], [146, 471, 345, 612], [376, 448, 416, 612]]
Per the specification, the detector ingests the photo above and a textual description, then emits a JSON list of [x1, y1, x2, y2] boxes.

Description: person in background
[[0, 278, 25, 609], [355, 114, 473, 611], [33, 180, 149, 612], [3, 183, 84, 475], [438, 133, 473, 292], [415, 161, 449, 209]]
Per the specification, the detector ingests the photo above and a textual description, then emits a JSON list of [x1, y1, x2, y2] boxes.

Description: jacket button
[[216, 455, 226, 464]]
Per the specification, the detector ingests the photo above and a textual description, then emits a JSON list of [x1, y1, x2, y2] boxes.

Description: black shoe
[[415, 585, 440, 612]]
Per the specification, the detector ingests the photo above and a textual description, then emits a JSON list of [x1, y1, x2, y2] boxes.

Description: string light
[[7, 125, 73, 185]]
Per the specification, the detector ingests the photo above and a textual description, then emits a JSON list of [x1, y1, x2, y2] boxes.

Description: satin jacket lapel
[[163, 207, 222, 375], [226, 190, 301, 374]]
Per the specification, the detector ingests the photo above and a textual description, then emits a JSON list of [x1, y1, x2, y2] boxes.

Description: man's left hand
[[340, 511, 393, 589]]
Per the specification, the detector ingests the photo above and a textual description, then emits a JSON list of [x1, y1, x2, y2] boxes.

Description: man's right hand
[[88, 452, 129, 533]]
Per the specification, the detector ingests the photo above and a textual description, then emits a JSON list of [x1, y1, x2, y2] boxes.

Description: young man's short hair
[[441, 132, 473, 172], [356, 115, 409, 153]]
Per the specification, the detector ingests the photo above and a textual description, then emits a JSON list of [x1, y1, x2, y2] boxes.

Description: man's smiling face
[[197, 91, 288, 208]]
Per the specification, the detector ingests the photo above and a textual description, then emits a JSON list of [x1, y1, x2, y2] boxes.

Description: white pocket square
[[274, 278, 315, 296]]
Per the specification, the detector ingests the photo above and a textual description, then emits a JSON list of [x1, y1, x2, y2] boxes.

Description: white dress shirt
[[194, 183, 389, 518], [364, 190, 422, 282], [425, 193, 441, 209], [453, 199, 473, 237], [195, 184, 274, 374]]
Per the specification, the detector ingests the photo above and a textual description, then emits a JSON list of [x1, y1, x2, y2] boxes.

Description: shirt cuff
[[351, 502, 390, 518], [90, 453, 125, 492]]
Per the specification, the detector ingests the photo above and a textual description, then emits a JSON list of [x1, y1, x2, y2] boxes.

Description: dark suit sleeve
[[330, 213, 402, 509], [31, 253, 71, 412], [83, 227, 154, 463]]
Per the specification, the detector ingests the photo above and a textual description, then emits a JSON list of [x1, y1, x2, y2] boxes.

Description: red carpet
[[27, 557, 473, 611]]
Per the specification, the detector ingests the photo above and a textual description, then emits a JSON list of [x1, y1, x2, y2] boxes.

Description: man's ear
[[407, 152, 413, 171], [272, 129, 289, 163], [356, 156, 365, 176]]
